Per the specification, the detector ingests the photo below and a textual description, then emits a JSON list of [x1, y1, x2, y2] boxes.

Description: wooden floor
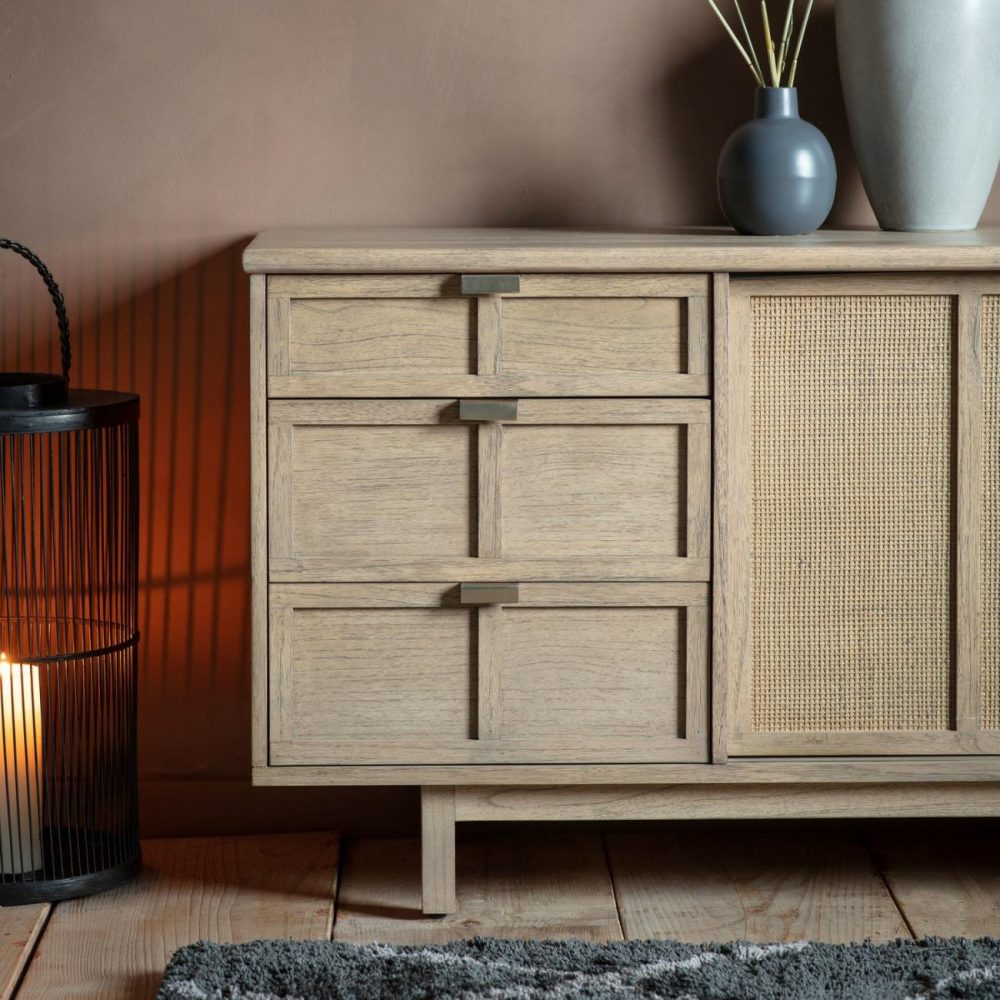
[[3, 821, 1000, 998]]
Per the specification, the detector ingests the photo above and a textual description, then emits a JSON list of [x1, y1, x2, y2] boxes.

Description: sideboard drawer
[[266, 274, 710, 397], [268, 582, 708, 766], [268, 399, 710, 581]]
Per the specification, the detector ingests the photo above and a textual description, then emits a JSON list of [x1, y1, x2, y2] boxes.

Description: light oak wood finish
[[15, 826, 1000, 992], [868, 824, 1000, 938], [16, 833, 338, 999], [0, 905, 49, 1000], [250, 274, 269, 769], [268, 399, 710, 582], [244, 227, 1000, 274], [253, 756, 1000, 787], [266, 273, 710, 397], [606, 829, 909, 944], [268, 583, 709, 766], [453, 783, 1000, 821], [247, 229, 1000, 915], [421, 787, 457, 915], [336, 832, 624, 943]]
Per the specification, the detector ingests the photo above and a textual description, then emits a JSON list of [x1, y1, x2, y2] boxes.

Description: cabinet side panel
[[251, 274, 269, 767], [750, 294, 954, 733], [983, 296, 1000, 730]]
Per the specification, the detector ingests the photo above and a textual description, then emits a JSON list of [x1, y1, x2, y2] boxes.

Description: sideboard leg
[[421, 786, 457, 914]]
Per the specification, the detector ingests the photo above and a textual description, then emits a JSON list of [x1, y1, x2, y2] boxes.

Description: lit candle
[[1, 653, 43, 875]]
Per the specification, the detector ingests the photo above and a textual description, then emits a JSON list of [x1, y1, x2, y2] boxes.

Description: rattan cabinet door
[[718, 275, 1000, 756]]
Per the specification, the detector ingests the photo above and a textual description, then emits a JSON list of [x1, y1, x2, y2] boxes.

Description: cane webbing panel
[[750, 294, 953, 733], [983, 296, 1000, 730]]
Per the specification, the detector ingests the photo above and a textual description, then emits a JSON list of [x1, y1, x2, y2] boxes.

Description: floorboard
[[333, 830, 623, 945], [0, 904, 49, 1000], [868, 822, 1000, 938], [605, 826, 911, 943], [15, 833, 339, 999]]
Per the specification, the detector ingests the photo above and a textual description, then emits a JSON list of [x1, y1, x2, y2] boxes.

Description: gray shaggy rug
[[158, 936, 1000, 999]]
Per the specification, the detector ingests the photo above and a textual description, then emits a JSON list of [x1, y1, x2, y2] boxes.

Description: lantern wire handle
[[0, 239, 72, 383]]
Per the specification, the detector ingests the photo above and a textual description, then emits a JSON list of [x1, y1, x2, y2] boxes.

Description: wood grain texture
[[243, 226, 1000, 274], [269, 602, 475, 754], [421, 787, 457, 914], [254, 757, 1000, 787], [0, 904, 49, 1000], [712, 271, 747, 764], [267, 371, 709, 398], [268, 557, 711, 583], [266, 272, 709, 396], [283, 297, 476, 375], [606, 829, 909, 943], [501, 296, 684, 375], [16, 834, 338, 999], [497, 606, 686, 742], [270, 422, 476, 563], [454, 783, 1000, 821], [869, 824, 1000, 938], [956, 291, 983, 731], [267, 583, 708, 766], [500, 424, 684, 559], [249, 273, 269, 768], [267, 398, 710, 582], [335, 832, 623, 944]]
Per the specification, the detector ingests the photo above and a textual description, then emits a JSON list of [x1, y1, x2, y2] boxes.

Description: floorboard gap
[[5, 901, 53, 1000], [601, 831, 629, 941], [860, 831, 917, 941]]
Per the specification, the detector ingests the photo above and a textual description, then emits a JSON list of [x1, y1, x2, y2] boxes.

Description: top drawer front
[[267, 274, 710, 397]]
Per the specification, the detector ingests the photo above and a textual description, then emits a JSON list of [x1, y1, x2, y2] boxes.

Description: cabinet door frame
[[268, 582, 709, 766], [714, 272, 1000, 760], [268, 398, 711, 582]]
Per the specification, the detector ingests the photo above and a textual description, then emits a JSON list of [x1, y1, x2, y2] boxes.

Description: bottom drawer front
[[269, 583, 708, 765]]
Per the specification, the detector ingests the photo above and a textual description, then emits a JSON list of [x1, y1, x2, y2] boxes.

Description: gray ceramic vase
[[717, 88, 836, 236], [837, 0, 1000, 231]]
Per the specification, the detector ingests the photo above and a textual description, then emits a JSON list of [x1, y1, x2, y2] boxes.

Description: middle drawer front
[[268, 399, 711, 582]]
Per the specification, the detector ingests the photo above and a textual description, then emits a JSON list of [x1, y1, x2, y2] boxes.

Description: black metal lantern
[[0, 240, 140, 903]]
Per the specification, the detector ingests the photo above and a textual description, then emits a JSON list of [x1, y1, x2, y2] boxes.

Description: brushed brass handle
[[459, 399, 518, 422], [460, 274, 520, 295], [460, 583, 520, 605]]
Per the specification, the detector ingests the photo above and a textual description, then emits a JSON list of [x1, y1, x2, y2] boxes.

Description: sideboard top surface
[[244, 226, 1000, 274]]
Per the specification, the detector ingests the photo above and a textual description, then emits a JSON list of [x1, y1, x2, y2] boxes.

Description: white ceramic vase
[[836, 0, 1000, 231]]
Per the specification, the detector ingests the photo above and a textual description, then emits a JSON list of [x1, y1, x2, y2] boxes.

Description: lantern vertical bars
[[0, 417, 140, 901], [0, 239, 140, 903]]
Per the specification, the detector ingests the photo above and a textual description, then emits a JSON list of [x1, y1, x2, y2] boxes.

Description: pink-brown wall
[[1, 0, 997, 837]]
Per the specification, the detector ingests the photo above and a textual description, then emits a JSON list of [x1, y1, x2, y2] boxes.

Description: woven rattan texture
[[750, 295, 953, 733], [983, 297, 1000, 730]]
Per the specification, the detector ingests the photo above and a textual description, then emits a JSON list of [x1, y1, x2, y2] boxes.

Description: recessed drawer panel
[[266, 275, 710, 397], [268, 583, 709, 766], [268, 399, 710, 581]]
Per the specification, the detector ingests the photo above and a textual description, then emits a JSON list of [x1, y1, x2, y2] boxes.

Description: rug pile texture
[[157, 936, 1000, 999]]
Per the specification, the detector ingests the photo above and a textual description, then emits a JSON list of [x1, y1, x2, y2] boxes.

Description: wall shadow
[[0, 243, 416, 838]]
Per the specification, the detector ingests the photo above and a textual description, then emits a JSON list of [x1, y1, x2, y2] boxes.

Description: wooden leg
[[421, 786, 457, 914]]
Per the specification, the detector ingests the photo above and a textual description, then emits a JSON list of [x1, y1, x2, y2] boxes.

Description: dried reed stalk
[[703, 0, 816, 88]]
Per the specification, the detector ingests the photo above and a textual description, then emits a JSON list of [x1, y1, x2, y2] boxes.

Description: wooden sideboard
[[245, 228, 1000, 913]]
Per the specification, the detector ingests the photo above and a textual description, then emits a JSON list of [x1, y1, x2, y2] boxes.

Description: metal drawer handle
[[460, 274, 520, 295], [460, 583, 520, 605], [459, 399, 518, 422]]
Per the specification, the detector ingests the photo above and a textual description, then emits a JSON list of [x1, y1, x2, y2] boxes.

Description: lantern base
[[0, 831, 142, 905]]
